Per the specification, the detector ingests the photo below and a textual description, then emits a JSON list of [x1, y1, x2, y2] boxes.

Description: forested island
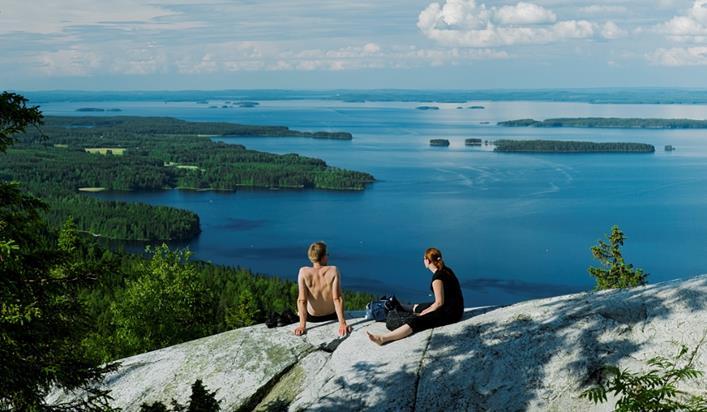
[[465, 138, 482, 146], [430, 139, 450, 146], [417, 106, 440, 110], [3, 116, 373, 240], [493, 140, 655, 153], [498, 117, 707, 129], [51, 115, 353, 139]]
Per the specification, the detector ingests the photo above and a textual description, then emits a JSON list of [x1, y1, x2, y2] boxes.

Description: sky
[[2, 0, 707, 90]]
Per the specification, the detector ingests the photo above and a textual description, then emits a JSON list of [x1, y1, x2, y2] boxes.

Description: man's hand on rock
[[338, 323, 352, 337], [294, 325, 306, 336]]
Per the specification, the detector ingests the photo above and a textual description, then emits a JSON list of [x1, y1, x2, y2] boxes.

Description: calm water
[[42, 99, 707, 305]]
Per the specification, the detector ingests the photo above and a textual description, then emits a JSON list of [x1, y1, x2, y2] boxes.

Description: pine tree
[[588, 225, 647, 290], [225, 288, 260, 329], [0, 91, 115, 410], [187, 379, 220, 412]]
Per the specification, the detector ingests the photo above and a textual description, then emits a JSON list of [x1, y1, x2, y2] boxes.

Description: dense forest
[[12, 116, 373, 191], [1, 116, 373, 240], [498, 117, 707, 129], [493, 140, 655, 153], [45, 195, 201, 241]]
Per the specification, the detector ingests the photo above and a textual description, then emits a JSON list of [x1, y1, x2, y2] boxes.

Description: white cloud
[[0, 1, 201, 35], [112, 46, 169, 75], [363, 43, 381, 54], [648, 46, 707, 65], [553, 20, 594, 38], [495, 2, 556, 25], [36, 47, 102, 76], [417, 0, 622, 47], [657, 0, 707, 42], [579, 5, 629, 15], [28, 40, 508, 76], [601, 21, 628, 39]]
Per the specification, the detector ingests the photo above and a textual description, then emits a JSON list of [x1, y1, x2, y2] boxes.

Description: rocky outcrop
[[49, 275, 707, 411]]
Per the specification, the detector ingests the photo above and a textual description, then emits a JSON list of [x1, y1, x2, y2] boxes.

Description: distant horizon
[[16, 87, 707, 105], [11, 86, 707, 92]]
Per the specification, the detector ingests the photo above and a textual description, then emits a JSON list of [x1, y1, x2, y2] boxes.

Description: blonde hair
[[424, 247, 445, 269], [308, 241, 327, 263]]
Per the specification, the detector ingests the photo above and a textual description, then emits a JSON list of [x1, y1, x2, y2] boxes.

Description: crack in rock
[[411, 329, 433, 411]]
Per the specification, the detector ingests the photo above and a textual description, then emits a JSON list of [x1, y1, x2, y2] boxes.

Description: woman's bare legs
[[367, 324, 413, 345]]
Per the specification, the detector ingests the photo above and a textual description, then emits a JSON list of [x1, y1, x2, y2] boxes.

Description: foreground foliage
[[1, 92, 114, 411], [581, 338, 707, 411], [588, 225, 647, 290]]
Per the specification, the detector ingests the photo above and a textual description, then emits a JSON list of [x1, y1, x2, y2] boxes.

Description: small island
[[665, 145, 676, 151], [235, 101, 259, 108], [493, 140, 655, 153], [417, 106, 440, 110], [430, 139, 450, 147], [498, 117, 707, 129], [469, 105, 485, 109], [465, 138, 482, 146]]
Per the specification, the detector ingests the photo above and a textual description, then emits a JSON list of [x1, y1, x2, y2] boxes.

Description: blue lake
[[41, 99, 707, 305]]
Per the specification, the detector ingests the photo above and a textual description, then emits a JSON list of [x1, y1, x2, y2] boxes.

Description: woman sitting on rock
[[367, 247, 464, 345]]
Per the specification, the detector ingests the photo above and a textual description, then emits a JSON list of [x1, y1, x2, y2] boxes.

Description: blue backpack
[[365, 295, 400, 321]]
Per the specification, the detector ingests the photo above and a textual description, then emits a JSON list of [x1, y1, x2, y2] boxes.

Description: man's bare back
[[294, 241, 351, 337], [299, 265, 338, 316]]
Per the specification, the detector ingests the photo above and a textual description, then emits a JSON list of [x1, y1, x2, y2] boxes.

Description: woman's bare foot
[[366, 331, 384, 346]]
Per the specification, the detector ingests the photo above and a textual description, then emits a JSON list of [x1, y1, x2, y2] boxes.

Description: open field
[[85, 147, 126, 155]]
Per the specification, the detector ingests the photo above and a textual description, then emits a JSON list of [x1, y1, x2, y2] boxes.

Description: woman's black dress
[[405, 266, 464, 333]]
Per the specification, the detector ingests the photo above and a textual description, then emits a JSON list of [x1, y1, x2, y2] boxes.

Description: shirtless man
[[293, 241, 352, 337]]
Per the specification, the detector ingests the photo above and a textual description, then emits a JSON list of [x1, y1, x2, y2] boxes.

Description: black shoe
[[384, 295, 402, 312], [265, 312, 278, 328], [280, 309, 298, 325], [390, 296, 403, 311]]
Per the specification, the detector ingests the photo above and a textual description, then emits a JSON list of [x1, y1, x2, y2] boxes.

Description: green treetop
[[588, 225, 647, 290]]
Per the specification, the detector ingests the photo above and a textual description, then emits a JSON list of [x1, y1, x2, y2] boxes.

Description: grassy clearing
[[53, 144, 68, 148], [78, 187, 106, 192], [176, 165, 200, 170], [84, 147, 126, 156]]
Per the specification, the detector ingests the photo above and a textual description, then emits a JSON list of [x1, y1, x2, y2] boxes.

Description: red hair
[[424, 247, 444, 269]]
